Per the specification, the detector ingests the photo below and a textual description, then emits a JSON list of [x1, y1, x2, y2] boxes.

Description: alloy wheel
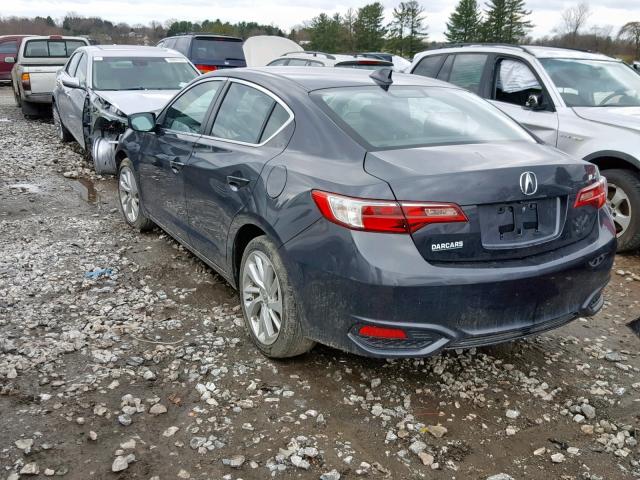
[[607, 182, 632, 238], [242, 251, 282, 346], [119, 166, 140, 223]]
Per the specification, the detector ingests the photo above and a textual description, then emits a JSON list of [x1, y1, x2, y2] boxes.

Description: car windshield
[[24, 39, 85, 58], [540, 58, 640, 107], [191, 37, 244, 63], [92, 56, 198, 91], [313, 86, 535, 149]]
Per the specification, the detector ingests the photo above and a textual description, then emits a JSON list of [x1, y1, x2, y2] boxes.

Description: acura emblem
[[519, 171, 538, 196]]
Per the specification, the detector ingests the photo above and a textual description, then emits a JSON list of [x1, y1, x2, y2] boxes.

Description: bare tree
[[560, 2, 591, 43], [619, 21, 640, 59]]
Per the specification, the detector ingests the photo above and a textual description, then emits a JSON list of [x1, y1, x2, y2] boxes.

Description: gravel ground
[[0, 85, 639, 480]]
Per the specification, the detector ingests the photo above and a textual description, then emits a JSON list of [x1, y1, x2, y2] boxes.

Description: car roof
[[273, 52, 393, 67], [205, 66, 456, 92], [414, 44, 616, 63], [76, 45, 186, 57], [23, 35, 89, 42], [163, 34, 242, 41]]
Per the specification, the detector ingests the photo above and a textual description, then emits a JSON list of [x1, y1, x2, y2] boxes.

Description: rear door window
[[267, 59, 289, 66], [260, 103, 290, 142], [162, 80, 222, 133], [211, 83, 276, 144], [24, 39, 85, 58], [287, 59, 307, 66], [412, 54, 445, 78], [0, 40, 17, 54], [446, 54, 488, 94]]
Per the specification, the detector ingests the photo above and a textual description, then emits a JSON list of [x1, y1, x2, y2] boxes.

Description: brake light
[[311, 190, 468, 233], [574, 178, 607, 209], [21, 73, 30, 91], [358, 325, 407, 339], [49, 35, 63, 39], [195, 64, 217, 73], [358, 60, 380, 65]]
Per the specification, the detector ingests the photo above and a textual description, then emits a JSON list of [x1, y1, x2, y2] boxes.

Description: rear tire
[[240, 236, 315, 358], [117, 158, 154, 232], [53, 104, 73, 143], [604, 168, 640, 252]]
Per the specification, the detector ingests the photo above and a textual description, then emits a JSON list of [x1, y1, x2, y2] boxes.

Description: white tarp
[[497, 59, 541, 93], [243, 36, 303, 67]]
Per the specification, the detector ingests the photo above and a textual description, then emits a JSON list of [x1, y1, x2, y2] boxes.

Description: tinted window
[[437, 55, 454, 80], [314, 86, 534, 149], [162, 81, 222, 133], [447, 54, 488, 93], [92, 56, 197, 90], [260, 103, 290, 142], [164, 38, 176, 49], [24, 39, 85, 58], [493, 58, 542, 107], [0, 40, 17, 54], [212, 83, 275, 144], [412, 55, 444, 78], [76, 54, 88, 85], [267, 59, 288, 66], [66, 52, 81, 75], [174, 37, 190, 55], [191, 37, 245, 63]]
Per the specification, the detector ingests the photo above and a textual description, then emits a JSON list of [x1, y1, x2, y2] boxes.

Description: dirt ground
[[0, 85, 639, 480]]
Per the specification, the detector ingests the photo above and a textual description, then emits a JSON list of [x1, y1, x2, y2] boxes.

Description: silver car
[[409, 45, 640, 251], [52, 45, 199, 173]]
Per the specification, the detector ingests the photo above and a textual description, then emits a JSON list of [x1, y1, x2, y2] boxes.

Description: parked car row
[[3, 35, 636, 359]]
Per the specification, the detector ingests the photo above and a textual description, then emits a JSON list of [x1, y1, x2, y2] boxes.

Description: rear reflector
[[574, 177, 607, 209], [311, 190, 467, 233], [359, 325, 407, 339], [195, 64, 217, 73], [21, 73, 30, 91]]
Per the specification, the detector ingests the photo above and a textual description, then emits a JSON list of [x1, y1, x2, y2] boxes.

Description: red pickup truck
[[0, 35, 33, 82]]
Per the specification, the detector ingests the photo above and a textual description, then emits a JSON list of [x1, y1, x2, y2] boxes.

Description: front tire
[[53, 103, 73, 143], [117, 158, 154, 232], [604, 169, 640, 252], [240, 236, 315, 358]]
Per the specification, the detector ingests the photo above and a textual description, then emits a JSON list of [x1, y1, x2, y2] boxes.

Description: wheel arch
[[584, 151, 640, 173]]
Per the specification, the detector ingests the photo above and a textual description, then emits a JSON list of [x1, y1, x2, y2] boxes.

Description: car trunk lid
[[364, 142, 601, 263]]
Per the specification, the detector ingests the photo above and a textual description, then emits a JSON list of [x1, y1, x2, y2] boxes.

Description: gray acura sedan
[[52, 45, 199, 174], [115, 67, 616, 359]]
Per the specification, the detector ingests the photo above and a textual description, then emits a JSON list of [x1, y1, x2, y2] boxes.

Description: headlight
[[108, 104, 125, 117]]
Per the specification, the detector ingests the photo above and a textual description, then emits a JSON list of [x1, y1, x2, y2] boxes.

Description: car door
[[56, 51, 81, 127], [66, 52, 89, 146], [184, 80, 293, 267], [137, 79, 223, 240], [487, 57, 559, 145]]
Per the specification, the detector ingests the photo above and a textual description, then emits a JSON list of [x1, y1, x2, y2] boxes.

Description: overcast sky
[[6, 0, 640, 41]]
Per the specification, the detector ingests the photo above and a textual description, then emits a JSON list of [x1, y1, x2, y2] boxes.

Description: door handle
[[227, 175, 250, 191], [170, 160, 185, 173]]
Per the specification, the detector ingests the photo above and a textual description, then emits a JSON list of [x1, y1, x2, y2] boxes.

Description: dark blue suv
[[157, 34, 246, 74], [115, 67, 616, 359]]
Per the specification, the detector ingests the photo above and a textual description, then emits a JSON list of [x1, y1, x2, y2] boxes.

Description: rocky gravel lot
[[0, 85, 639, 480]]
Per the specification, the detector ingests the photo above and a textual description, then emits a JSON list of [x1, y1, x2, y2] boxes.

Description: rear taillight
[[358, 325, 407, 339], [311, 190, 468, 234], [574, 177, 607, 209], [195, 64, 217, 73], [21, 73, 30, 91]]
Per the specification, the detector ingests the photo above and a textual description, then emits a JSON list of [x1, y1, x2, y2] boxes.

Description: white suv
[[409, 45, 640, 251]]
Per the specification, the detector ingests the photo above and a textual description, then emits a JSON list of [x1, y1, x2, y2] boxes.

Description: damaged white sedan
[[52, 45, 199, 173]]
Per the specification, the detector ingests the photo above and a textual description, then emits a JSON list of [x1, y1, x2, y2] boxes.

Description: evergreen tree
[[387, 3, 409, 55], [503, 0, 533, 43], [308, 13, 343, 52], [445, 0, 482, 43], [481, 0, 508, 42], [354, 2, 386, 51], [404, 1, 427, 57]]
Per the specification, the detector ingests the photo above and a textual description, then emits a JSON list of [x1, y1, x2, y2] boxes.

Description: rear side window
[[162, 81, 222, 133], [191, 37, 245, 63], [0, 41, 17, 54], [212, 83, 277, 144], [174, 37, 190, 55], [447, 54, 488, 94], [267, 59, 288, 66], [287, 59, 307, 66], [260, 103, 290, 142], [412, 55, 444, 78], [24, 39, 85, 58]]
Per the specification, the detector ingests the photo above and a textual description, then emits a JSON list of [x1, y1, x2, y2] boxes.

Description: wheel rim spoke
[[615, 213, 631, 231]]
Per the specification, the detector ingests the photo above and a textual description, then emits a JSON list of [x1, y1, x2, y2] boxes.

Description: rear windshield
[[313, 86, 535, 149], [335, 61, 394, 70], [24, 39, 85, 58], [191, 37, 245, 63], [92, 56, 198, 91]]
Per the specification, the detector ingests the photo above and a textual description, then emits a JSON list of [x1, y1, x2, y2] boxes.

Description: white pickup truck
[[11, 35, 89, 117]]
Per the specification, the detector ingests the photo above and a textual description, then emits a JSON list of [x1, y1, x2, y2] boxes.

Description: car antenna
[[369, 68, 393, 91]]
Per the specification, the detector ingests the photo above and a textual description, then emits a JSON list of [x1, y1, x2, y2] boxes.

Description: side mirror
[[525, 93, 546, 111], [62, 76, 81, 89], [4, 56, 15, 64], [129, 112, 156, 132]]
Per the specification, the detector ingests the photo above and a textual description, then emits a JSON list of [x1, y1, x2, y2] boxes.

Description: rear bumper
[[280, 210, 616, 358], [23, 92, 52, 104]]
